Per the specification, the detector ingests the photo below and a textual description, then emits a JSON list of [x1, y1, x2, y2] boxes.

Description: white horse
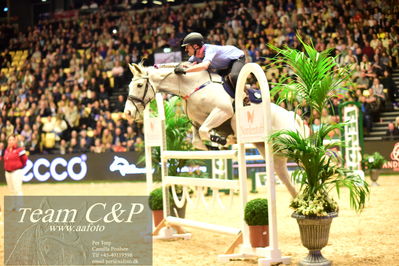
[[124, 63, 307, 197]]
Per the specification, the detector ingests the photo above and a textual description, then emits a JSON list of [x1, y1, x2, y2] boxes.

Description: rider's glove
[[174, 67, 186, 75]]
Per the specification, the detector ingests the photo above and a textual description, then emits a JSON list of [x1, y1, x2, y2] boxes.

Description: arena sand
[[1, 175, 398, 266]]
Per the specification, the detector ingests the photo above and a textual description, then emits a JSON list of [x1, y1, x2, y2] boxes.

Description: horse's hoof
[[210, 135, 227, 145]]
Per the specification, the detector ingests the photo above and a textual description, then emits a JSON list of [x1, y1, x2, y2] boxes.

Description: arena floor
[[1, 175, 398, 266]]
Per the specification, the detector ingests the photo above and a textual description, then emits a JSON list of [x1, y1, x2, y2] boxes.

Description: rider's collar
[[195, 45, 205, 59]]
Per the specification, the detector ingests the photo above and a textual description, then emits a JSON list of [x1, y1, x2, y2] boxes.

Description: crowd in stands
[[0, 0, 399, 156]]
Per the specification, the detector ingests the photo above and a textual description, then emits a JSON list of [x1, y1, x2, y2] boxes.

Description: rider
[[175, 32, 245, 98]]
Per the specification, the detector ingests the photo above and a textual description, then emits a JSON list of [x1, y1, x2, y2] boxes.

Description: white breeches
[[5, 169, 24, 196]]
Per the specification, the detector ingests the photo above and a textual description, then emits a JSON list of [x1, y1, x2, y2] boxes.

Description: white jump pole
[[144, 95, 244, 242], [144, 93, 166, 193], [220, 63, 290, 265], [343, 106, 363, 170]]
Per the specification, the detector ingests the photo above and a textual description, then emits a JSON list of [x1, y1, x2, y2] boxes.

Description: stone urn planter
[[370, 169, 380, 186], [292, 212, 338, 266]]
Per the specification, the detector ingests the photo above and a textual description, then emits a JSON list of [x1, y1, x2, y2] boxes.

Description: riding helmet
[[181, 32, 204, 47]]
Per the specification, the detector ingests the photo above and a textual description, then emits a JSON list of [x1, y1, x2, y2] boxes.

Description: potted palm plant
[[361, 152, 387, 186], [268, 36, 369, 266], [244, 198, 269, 248]]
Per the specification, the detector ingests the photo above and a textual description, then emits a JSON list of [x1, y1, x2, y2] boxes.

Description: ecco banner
[[0, 152, 147, 183], [4, 196, 152, 265]]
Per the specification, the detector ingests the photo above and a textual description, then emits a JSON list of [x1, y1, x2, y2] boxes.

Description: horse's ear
[[129, 63, 142, 75]]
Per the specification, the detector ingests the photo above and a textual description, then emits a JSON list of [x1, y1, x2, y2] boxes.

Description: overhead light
[[41, 0, 47, 2], [3, 7, 8, 12], [167, 0, 174, 2], [153, 0, 162, 5], [141, 0, 148, 3]]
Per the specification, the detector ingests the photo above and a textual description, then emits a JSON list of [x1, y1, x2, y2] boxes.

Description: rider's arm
[[185, 61, 211, 72], [181, 61, 196, 67]]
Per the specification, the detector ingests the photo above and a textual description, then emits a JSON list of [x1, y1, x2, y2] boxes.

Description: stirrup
[[210, 135, 227, 145]]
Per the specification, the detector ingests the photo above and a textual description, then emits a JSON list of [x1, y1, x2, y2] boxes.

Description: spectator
[[5, 120, 14, 137], [359, 55, 372, 73], [113, 127, 126, 146], [112, 60, 124, 89], [125, 126, 137, 141], [371, 78, 385, 101], [54, 114, 69, 141], [79, 129, 93, 147], [101, 128, 113, 146], [20, 124, 32, 143], [68, 138, 80, 153], [113, 140, 127, 152], [311, 118, 321, 132], [64, 101, 80, 129], [126, 139, 135, 152], [133, 136, 144, 152], [3, 134, 28, 211], [367, 88, 383, 122], [91, 138, 104, 153], [78, 138, 90, 153], [59, 139, 68, 155], [27, 133, 41, 154], [113, 95, 126, 113], [381, 70, 397, 107], [355, 71, 371, 91], [98, 84, 109, 101], [385, 122, 399, 140]]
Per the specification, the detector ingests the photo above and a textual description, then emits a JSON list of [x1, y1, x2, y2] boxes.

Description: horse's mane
[[131, 62, 222, 84], [153, 62, 180, 68], [143, 62, 222, 79]]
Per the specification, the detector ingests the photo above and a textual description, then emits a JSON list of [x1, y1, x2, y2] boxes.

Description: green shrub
[[149, 188, 163, 211], [244, 198, 268, 226]]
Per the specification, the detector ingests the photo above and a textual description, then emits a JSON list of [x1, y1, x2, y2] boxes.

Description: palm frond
[[269, 34, 353, 121], [268, 34, 369, 216]]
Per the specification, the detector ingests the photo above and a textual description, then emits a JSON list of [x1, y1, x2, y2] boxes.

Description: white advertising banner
[[237, 105, 266, 143]]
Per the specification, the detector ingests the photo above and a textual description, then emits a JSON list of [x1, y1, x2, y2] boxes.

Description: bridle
[[126, 76, 156, 115], [126, 70, 174, 116]]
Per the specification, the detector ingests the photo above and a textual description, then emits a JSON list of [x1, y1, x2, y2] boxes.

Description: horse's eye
[[137, 84, 143, 88]]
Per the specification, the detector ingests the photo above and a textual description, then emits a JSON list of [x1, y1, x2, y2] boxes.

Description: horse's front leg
[[198, 107, 234, 142], [192, 126, 208, 150]]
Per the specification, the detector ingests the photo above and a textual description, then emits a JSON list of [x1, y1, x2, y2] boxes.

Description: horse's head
[[124, 63, 156, 120]]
